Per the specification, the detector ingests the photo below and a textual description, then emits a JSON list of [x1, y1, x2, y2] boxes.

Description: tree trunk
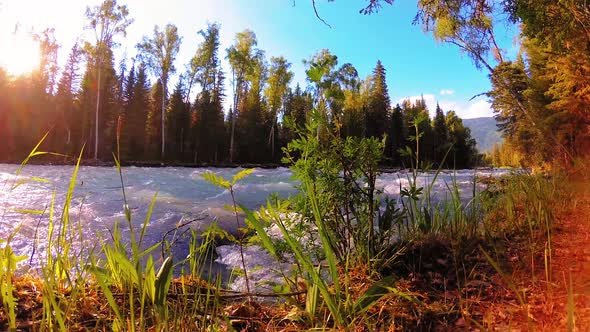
[[230, 107, 236, 163], [230, 74, 239, 164], [94, 66, 101, 160], [161, 83, 166, 160]]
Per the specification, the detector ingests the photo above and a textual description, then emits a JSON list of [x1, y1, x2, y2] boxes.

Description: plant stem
[[229, 186, 251, 296]]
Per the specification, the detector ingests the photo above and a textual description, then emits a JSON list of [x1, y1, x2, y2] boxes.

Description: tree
[[432, 103, 449, 165], [237, 51, 268, 163], [84, 0, 133, 159], [227, 30, 259, 162], [186, 23, 226, 163], [339, 66, 364, 138], [29, 29, 60, 152], [282, 84, 313, 145], [304, 49, 339, 138], [118, 58, 135, 158], [0, 67, 11, 160], [166, 81, 190, 161], [127, 62, 151, 160], [55, 43, 83, 155], [331, 63, 362, 137], [186, 23, 221, 100], [78, 45, 119, 159], [387, 104, 406, 165], [264, 56, 293, 160], [32, 28, 59, 96], [446, 110, 478, 168], [366, 60, 389, 138], [137, 23, 181, 160], [145, 80, 163, 159]]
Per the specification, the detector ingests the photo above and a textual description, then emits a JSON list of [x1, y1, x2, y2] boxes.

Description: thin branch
[[469, 92, 488, 101], [312, 0, 332, 28], [160, 217, 204, 258]]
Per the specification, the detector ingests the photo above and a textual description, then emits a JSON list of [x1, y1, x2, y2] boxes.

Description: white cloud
[[395, 94, 494, 119], [440, 89, 455, 96], [441, 99, 494, 119], [463, 99, 493, 119]]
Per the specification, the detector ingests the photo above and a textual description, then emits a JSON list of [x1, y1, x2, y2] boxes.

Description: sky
[[0, 0, 518, 119]]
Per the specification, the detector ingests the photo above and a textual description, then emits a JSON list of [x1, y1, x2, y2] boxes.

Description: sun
[[0, 34, 40, 77]]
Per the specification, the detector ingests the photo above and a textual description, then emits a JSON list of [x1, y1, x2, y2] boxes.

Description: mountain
[[463, 117, 503, 153]]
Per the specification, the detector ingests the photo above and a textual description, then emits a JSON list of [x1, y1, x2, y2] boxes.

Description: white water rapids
[[0, 164, 512, 291]]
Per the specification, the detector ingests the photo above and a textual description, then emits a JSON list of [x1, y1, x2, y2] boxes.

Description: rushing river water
[[0, 164, 512, 291]]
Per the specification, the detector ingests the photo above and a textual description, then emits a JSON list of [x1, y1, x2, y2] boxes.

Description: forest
[[0, 3, 481, 168]]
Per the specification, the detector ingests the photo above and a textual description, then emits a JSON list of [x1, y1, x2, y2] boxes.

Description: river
[[0, 164, 512, 291]]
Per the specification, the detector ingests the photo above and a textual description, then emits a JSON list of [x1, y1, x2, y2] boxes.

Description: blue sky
[[0, 0, 518, 118]]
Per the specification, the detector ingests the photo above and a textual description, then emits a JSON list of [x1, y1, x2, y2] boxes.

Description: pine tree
[[55, 43, 82, 156], [125, 63, 150, 160], [166, 81, 189, 161], [366, 60, 390, 139], [387, 104, 406, 166], [117, 59, 135, 159], [144, 80, 163, 160], [281, 84, 312, 146], [189, 22, 226, 164], [446, 111, 478, 168], [432, 103, 449, 165]]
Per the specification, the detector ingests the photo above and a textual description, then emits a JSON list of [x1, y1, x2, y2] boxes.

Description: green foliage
[[137, 23, 182, 159], [366, 60, 390, 139], [0, 228, 26, 331], [283, 110, 390, 262], [201, 169, 254, 294]]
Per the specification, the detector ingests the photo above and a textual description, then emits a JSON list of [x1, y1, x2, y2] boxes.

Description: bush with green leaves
[[282, 110, 403, 264]]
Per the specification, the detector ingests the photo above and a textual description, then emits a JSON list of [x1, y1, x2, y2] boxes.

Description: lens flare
[[0, 34, 40, 76]]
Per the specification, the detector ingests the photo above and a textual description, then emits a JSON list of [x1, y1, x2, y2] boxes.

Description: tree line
[[334, 0, 590, 169], [0, 0, 481, 168]]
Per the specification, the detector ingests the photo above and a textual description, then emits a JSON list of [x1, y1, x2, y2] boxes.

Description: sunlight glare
[[0, 34, 40, 76]]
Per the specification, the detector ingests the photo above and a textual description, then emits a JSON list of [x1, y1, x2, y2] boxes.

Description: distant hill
[[463, 117, 503, 153]]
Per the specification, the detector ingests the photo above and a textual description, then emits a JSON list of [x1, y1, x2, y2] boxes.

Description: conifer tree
[[387, 104, 406, 166], [189, 23, 225, 163], [144, 80, 163, 160], [166, 81, 189, 161], [125, 63, 150, 160], [366, 60, 390, 139], [432, 103, 449, 165], [446, 111, 477, 168], [282, 84, 313, 145], [55, 43, 82, 155]]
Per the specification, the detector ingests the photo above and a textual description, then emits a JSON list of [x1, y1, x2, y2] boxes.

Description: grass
[[0, 130, 571, 330]]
